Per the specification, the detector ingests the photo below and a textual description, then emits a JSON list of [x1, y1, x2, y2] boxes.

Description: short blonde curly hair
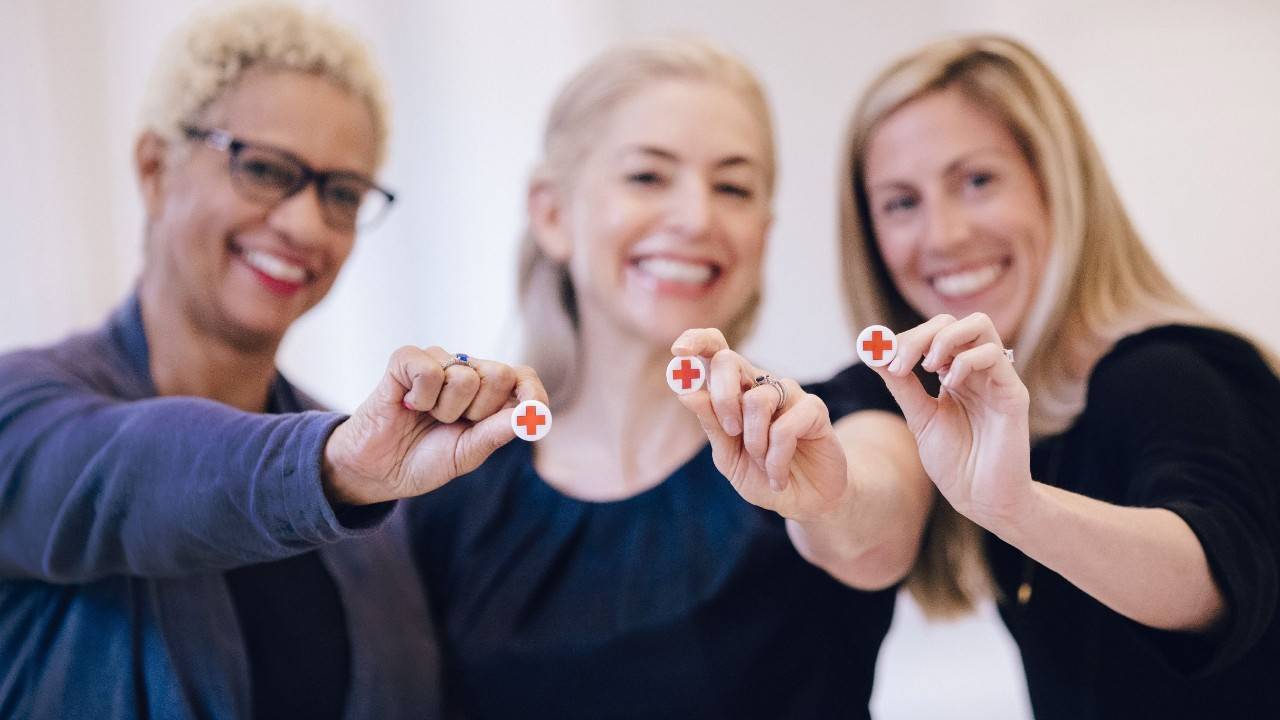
[[141, 1, 390, 166]]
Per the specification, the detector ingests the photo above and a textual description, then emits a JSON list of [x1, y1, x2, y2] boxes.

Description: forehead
[[200, 68, 379, 173], [865, 87, 1020, 180], [599, 79, 768, 167]]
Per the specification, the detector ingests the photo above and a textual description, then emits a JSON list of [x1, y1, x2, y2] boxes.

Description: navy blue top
[[989, 325, 1280, 719], [407, 362, 901, 719], [0, 296, 442, 719]]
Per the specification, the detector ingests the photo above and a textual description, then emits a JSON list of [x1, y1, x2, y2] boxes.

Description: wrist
[[978, 479, 1051, 546], [322, 421, 377, 507]]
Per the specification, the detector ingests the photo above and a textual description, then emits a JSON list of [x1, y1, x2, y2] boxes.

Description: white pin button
[[511, 399, 552, 442], [666, 355, 707, 395], [856, 325, 898, 368]]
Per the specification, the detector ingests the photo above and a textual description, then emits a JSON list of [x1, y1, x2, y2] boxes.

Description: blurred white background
[[3, 1, 1278, 717]]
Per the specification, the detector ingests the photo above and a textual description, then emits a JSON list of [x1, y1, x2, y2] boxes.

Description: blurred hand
[[671, 328, 848, 523], [870, 313, 1034, 528], [322, 346, 548, 505]]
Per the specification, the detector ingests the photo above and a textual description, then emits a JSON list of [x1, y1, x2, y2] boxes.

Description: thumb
[[451, 410, 518, 477], [676, 389, 732, 449], [869, 363, 937, 434]]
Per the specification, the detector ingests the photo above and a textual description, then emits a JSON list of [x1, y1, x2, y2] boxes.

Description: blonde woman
[[0, 4, 549, 717], [840, 35, 1280, 718], [406, 38, 930, 718]]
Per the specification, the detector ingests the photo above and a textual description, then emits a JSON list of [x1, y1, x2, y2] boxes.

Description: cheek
[[872, 230, 915, 282]]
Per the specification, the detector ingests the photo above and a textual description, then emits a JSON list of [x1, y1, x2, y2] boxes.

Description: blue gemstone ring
[[441, 353, 476, 371]]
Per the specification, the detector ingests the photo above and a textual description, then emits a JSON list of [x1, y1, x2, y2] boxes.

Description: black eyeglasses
[[183, 125, 395, 231]]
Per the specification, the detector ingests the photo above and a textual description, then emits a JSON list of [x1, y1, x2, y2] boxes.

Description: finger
[[886, 314, 956, 377], [708, 348, 753, 436], [510, 364, 550, 406], [388, 345, 445, 412], [765, 394, 831, 492], [676, 387, 733, 450], [941, 342, 1019, 392], [452, 408, 518, 476], [741, 382, 782, 471], [423, 348, 481, 424], [671, 327, 730, 358], [925, 312, 1004, 374], [462, 358, 517, 422], [869, 362, 937, 434]]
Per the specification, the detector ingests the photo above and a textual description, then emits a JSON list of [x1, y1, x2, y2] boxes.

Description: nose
[[664, 177, 712, 239], [922, 194, 973, 255], [267, 182, 334, 247]]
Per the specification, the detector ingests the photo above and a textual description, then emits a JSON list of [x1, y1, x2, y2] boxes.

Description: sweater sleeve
[[1087, 337, 1280, 675], [0, 349, 395, 583]]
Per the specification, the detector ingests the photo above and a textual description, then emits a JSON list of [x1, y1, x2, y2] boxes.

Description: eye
[[714, 183, 753, 199], [238, 155, 299, 188], [966, 171, 995, 190], [626, 171, 666, 186], [882, 194, 918, 215], [325, 181, 366, 209]]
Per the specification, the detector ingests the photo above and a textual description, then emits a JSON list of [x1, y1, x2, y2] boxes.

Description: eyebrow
[[621, 145, 761, 170], [867, 147, 1016, 193]]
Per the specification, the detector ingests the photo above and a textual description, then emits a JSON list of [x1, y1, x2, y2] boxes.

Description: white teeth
[[242, 249, 307, 284], [635, 257, 715, 285], [932, 262, 1004, 298]]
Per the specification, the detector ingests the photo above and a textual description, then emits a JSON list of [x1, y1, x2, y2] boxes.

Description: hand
[[671, 329, 848, 523], [870, 313, 1034, 529], [322, 346, 548, 505]]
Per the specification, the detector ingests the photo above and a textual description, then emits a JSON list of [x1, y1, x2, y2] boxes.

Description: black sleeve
[[1087, 336, 1280, 675], [803, 361, 902, 423]]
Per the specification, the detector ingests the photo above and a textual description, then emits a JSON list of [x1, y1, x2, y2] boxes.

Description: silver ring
[[1003, 348, 1015, 364], [441, 352, 475, 371], [753, 374, 787, 414]]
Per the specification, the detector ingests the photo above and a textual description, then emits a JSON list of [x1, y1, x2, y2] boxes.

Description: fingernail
[[922, 353, 936, 370], [888, 357, 903, 375], [403, 399, 414, 411]]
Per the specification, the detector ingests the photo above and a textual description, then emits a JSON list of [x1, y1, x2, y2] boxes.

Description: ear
[[135, 131, 169, 219], [527, 178, 572, 262]]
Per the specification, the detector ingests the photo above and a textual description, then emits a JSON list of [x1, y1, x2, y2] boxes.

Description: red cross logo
[[511, 399, 552, 442], [861, 330, 894, 362], [671, 358, 702, 389], [516, 404, 546, 435]]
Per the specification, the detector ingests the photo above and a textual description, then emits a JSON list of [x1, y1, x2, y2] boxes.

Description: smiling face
[[139, 67, 378, 348], [863, 86, 1052, 343], [535, 78, 773, 347]]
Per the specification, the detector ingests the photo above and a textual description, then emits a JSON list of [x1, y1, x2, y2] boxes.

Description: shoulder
[[1088, 325, 1279, 409], [804, 361, 900, 423], [1081, 324, 1280, 442]]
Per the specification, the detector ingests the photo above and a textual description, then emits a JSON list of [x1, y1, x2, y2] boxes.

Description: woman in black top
[[407, 38, 933, 719], [837, 35, 1280, 718]]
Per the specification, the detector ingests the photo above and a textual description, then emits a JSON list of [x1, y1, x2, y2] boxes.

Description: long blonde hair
[[517, 37, 776, 408], [839, 35, 1227, 617]]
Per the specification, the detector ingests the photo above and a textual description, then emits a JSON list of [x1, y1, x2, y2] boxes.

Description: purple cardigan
[[0, 296, 441, 719]]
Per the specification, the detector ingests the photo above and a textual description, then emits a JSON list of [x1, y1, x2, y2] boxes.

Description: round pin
[[511, 399, 552, 442], [856, 325, 898, 368], [666, 355, 707, 395]]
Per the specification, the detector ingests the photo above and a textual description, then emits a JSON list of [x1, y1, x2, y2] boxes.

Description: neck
[[534, 308, 707, 501], [138, 276, 281, 413]]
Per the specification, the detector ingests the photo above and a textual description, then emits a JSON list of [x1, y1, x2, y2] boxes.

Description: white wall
[[3, 1, 1277, 717]]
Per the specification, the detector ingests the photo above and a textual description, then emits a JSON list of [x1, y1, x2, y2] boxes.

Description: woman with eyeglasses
[[840, 35, 1280, 718], [0, 5, 545, 718]]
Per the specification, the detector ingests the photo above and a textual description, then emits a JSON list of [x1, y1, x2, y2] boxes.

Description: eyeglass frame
[[181, 125, 396, 231]]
